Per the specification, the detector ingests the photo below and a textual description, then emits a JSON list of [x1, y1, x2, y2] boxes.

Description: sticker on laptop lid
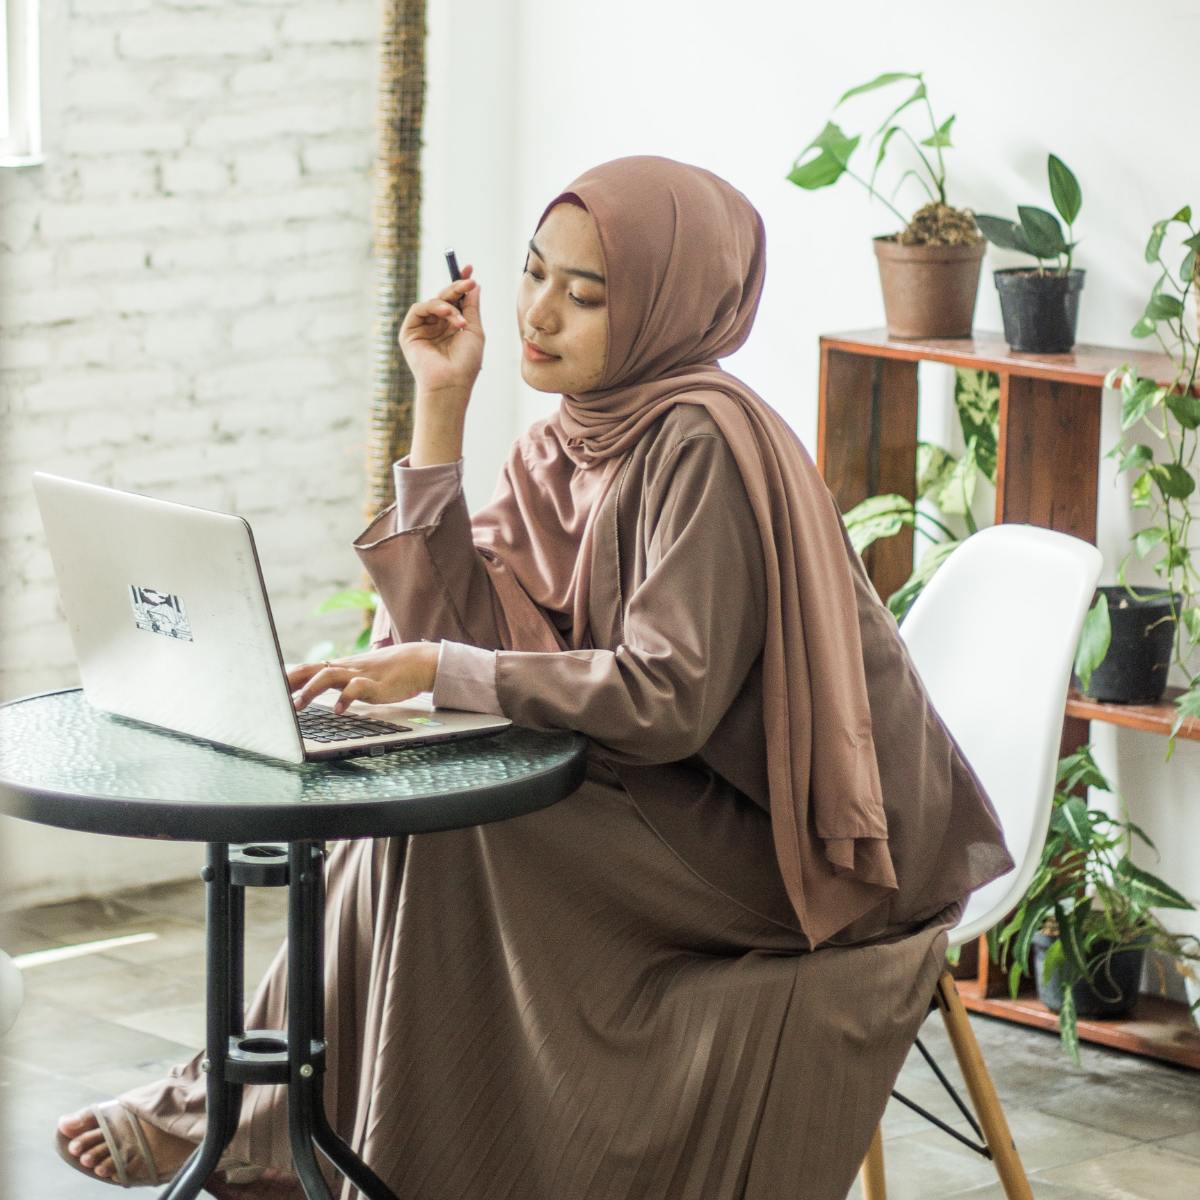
[[130, 585, 194, 642]]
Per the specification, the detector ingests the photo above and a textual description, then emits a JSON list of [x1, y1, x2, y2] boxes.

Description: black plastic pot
[[994, 268, 1085, 353], [1081, 586, 1179, 704], [1032, 930, 1146, 1019]]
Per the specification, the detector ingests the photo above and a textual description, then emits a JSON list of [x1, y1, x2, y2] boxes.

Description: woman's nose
[[526, 294, 557, 333]]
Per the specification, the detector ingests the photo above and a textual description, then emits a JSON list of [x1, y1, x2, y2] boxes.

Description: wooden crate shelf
[[817, 328, 1196, 1070], [957, 982, 1200, 1071]]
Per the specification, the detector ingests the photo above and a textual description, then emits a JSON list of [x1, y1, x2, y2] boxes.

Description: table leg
[[288, 841, 400, 1200], [159, 843, 244, 1200], [302, 841, 403, 1199]]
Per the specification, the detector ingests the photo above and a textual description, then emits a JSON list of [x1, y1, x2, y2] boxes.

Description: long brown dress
[[121, 401, 1012, 1199]]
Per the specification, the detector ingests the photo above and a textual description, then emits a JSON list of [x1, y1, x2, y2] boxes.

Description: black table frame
[[162, 839, 390, 1200], [0, 691, 587, 1199]]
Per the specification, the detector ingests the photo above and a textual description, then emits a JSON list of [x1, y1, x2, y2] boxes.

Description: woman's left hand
[[287, 642, 441, 714]]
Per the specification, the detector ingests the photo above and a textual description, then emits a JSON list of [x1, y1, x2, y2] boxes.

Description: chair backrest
[[898, 524, 1103, 946]]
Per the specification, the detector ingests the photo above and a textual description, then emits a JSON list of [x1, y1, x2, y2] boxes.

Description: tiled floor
[[2, 878, 1199, 1198]]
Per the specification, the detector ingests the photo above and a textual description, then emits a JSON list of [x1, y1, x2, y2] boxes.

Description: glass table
[[0, 689, 588, 1199]]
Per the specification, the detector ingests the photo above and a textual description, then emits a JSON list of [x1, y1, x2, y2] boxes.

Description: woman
[[57, 155, 1013, 1199]]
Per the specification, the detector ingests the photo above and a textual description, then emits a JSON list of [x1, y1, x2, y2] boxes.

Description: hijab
[[472, 155, 900, 947]]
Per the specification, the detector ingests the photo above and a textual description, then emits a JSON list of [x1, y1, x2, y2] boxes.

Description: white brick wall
[[0, 0, 380, 712]]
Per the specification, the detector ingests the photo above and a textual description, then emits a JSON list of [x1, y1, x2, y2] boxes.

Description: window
[[1, 0, 41, 166]]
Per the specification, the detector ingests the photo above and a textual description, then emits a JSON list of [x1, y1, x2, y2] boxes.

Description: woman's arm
[[493, 430, 765, 764]]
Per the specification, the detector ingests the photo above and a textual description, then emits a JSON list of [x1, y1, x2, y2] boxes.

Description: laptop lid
[[33, 472, 315, 763]]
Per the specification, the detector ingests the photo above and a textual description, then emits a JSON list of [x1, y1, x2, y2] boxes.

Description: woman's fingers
[[331, 676, 377, 715], [290, 664, 349, 711]]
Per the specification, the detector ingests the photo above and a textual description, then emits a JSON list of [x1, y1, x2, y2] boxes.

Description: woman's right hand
[[398, 265, 483, 407]]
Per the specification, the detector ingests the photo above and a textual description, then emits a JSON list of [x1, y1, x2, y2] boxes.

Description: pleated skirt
[[121, 755, 954, 1200]]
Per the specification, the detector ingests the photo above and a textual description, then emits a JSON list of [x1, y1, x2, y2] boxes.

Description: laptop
[[32, 473, 512, 764]]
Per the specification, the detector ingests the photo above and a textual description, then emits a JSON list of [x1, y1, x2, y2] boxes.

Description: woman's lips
[[523, 339, 559, 363]]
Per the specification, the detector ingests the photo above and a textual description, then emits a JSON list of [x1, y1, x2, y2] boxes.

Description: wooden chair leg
[[858, 1123, 886, 1200], [934, 970, 1033, 1200]]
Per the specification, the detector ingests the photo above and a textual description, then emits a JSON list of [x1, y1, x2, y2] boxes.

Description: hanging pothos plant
[[1076, 205, 1200, 748]]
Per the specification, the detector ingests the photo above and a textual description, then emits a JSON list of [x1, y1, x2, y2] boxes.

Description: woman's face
[[516, 202, 608, 394]]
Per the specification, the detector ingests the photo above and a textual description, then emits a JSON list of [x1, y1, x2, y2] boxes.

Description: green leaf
[[1182, 250, 1196, 284], [1018, 205, 1068, 257], [1150, 462, 1196, 500], [1074, 595, 1112, 691], [787, 122, 860, 190], [1054, 796, 1092, 849], [872, 81, 928, 138], [1171, 205, 1193, 223], [1133, 526, 1167, 557], [915, 442, 957, 501], [1056, 903, 1091, 980], [931, 442, 979, 516], [1146, 220, 1169, 264], [869, 125, 903, 194], [920, 114, 956, 149], [1131, 315, 1158, 339], [953, 369, 1000, 482], [1116, 859, 1196, 910], [836, 71, 921, 106], [1171, 681, 1200, 738], [1185, 232, 1200, 251], [1146, 293, 1185, 320], [1182, 607, 1200, 647], [1119, 444, 1154, 473], [353, 626, 372, 652], [1167, 389, 1200, 430], [976, 213, 1025, 252], [1059, 985, 1081, 1064], [1130, 473, 1153, 509], [1120, 378, 1161, 429], [843, 493, 915, 554], [315, 589, 380, 615], [1047, 154, 1082, 226]]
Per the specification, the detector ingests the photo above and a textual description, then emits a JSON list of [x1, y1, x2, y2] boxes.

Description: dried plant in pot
[[787, 71, 985, 339], [976, 155, 1085, 353]]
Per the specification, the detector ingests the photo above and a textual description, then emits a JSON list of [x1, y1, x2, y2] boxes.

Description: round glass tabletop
[[0, 690, 588, 842]]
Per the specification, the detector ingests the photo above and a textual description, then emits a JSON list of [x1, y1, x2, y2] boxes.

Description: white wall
[[494, 0, 1200, 975], [4, 0, 1200, 975]]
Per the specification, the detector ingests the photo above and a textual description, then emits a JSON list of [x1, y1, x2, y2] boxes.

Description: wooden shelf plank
[[956, 980, 1200, 1070], [820, 329, 1184, 390], [1065, 686, 1200, 741]]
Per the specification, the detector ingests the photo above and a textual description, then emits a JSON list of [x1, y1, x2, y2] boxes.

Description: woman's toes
[[58, 1107, 93, 1138], [70, 1127, 107, 1156]]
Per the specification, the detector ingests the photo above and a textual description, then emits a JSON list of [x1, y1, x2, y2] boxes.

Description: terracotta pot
[[873, 237, 986, 339]]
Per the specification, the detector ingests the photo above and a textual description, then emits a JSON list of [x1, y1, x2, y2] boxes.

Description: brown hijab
[[472, 155, 900, 945]]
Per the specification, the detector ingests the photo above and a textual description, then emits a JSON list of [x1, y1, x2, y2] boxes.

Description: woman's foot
[[57, 1103, 195, 1183]]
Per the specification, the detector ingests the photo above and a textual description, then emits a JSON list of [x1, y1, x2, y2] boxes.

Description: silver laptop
[[32, 473, 512, 764]]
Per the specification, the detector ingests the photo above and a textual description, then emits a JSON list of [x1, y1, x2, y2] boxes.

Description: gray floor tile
[[1038, 1142, 1200, 1198]]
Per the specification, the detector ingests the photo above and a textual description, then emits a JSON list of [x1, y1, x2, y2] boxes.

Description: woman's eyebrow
[[527, 239, 606, 285]]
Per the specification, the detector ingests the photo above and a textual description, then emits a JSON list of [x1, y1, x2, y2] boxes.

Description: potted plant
[[990, 744, 1200, 1062], [1075, 204, 1200, 731], [975, 155, 1084, 353], [787, 71, 985, 339]]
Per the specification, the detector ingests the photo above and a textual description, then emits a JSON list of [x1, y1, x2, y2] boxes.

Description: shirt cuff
[[431, 639, 503, 715], [393, 454, 464, 531]]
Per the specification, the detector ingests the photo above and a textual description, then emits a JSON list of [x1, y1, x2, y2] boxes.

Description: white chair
[[859, 524, 1103, 1200]]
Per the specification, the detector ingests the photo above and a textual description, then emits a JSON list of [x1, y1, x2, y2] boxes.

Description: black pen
[[445, 248, 464, 311]]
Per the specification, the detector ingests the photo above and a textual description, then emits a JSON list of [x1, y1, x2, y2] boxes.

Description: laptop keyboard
[[297, 704, 411, 743]]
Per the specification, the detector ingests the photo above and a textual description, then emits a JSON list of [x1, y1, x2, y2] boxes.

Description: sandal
[[55, 1099, 264, 1188]]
